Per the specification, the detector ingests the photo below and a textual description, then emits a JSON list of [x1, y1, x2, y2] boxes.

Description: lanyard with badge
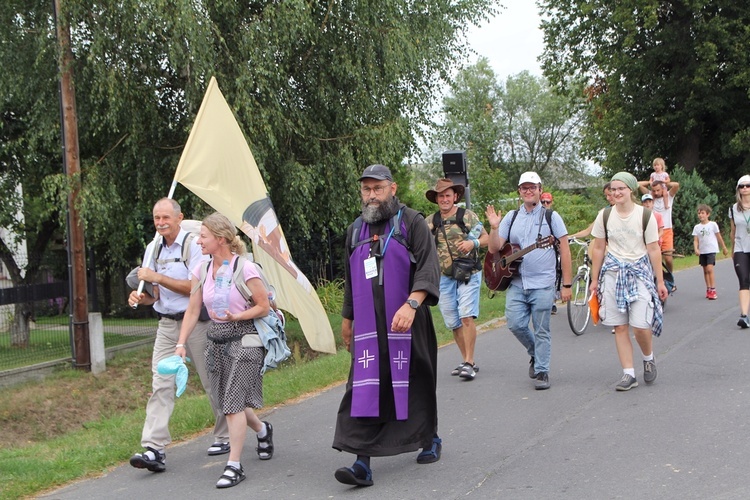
[[363, 210, 401, 284]]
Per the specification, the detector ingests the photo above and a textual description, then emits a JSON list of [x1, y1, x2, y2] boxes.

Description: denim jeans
[[505, 285, 555, 374]]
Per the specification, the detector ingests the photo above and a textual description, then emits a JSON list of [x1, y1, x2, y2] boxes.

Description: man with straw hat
[[425, 178, 488, 380]]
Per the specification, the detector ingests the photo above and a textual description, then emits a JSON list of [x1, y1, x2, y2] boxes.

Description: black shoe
[[207, 442, 230, 456], [551, 304, 557, 315], [458, 363, 476, 380], [335, 460, 373, 487], [417, 436, 442, 464], [529, 357, 536, 379], [256, 422, 274, 460], [534, 372, 550, 390], [216, 464, 245, 489], [130, 447, 166, 472]]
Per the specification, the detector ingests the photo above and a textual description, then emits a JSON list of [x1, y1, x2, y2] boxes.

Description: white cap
[[738, 175, 750, 188], [518, 171, 542, 186], [641, 193, 653, 202]]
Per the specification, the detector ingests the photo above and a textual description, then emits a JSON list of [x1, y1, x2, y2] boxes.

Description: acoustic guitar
[[484, 236, 556, 292]]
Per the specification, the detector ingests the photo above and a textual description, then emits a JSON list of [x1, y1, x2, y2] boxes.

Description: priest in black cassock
[[332, 164, 442, 487]]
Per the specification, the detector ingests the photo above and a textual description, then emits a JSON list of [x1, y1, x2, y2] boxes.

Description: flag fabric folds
[[173, 77, 336, 354]]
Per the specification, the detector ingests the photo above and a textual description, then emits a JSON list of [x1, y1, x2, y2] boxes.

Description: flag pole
[[132, 180, 178, 308]]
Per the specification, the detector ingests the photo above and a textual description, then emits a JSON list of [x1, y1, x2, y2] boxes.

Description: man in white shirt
[[127, 198, 229, 472]]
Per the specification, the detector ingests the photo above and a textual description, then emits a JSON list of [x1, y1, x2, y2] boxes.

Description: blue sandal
[[334, 459, 373, 487], [417, 436, 442, 464]]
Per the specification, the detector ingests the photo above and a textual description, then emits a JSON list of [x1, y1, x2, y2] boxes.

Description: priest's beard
[[361, 194, 400, 224]]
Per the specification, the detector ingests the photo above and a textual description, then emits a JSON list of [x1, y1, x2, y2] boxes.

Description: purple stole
[[350, 215, 412, 420]]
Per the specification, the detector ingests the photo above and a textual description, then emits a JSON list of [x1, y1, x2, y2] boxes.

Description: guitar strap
[[505, 207, 553, 243]]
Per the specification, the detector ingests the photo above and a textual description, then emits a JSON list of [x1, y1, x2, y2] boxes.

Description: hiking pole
[[132, 181, 177, 309]]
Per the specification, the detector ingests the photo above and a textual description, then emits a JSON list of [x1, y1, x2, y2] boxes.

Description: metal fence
[[0, 273, 158, 376]]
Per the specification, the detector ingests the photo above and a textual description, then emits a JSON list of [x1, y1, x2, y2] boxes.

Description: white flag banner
[[173, 77, 336, 354]]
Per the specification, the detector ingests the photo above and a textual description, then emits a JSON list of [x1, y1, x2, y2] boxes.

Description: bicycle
[[567, 237, 592, 336]]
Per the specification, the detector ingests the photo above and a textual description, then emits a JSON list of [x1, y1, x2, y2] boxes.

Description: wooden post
[[53, 0, 90, 370]]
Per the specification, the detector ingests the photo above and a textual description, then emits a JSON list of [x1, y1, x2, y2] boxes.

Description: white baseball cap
[[737, 175, 750, 188], [641, 193, 653, 202], [518, 171, 542, 186]]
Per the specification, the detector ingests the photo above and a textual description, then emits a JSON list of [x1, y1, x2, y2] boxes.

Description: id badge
[[364, 256, 378, 279]]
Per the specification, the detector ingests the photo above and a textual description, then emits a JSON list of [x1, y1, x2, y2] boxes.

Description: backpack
[[192, 255, 285, 326], [602, 206, 652, 245], [127, 229, 198, 294], [154, 231, 196, 269], [431, 207, 470, 241], [153, 219, 201, 269], [506, 207, 562, 289]]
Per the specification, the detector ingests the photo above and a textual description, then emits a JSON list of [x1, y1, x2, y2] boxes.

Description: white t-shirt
[[730, 204, 750, 253], [591, 205, 659, 262], [652, 193, 674, 228], [692, 221, 720, 254]]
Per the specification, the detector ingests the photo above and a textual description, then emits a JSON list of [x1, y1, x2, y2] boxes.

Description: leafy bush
[[670, 166, 720, 254], [315, 278, 344, 315]]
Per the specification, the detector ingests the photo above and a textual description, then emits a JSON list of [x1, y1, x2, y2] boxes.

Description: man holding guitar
[[485, 172, 573, 390]]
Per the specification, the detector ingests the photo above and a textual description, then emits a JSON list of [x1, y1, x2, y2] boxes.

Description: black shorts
[[699, 253, 716, 267]]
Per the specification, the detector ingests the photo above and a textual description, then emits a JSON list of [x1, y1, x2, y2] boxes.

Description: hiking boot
[[738, 316, 750, 329], [528, 357, 536, 379], [643, 359, 657, 384], [707, 289, 717, 300], [615, 374, 638, 391], [458, 363, 476, 380], [130, 447, 166, 472], [534, 372, 550, 390]]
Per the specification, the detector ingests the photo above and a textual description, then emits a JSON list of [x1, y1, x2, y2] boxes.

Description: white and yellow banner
[[173, 77, 336, 354]]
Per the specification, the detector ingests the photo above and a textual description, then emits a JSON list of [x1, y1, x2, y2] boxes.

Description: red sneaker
[[708, 289, 717, 300]]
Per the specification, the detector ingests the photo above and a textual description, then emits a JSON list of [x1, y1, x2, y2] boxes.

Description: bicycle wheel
[[567, 271, 591, 336]]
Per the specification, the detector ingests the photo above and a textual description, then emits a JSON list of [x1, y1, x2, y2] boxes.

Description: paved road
[[43, 260, 750, 499]]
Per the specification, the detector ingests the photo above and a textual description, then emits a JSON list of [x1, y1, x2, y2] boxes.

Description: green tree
[[498, 70, 587, 186], [540, 1, 750, 184], [430, 60, 588, 201], [0, 0, 501, 325]]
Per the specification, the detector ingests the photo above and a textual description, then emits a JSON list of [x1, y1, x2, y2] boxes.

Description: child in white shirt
[[692, 204, 728, 299]]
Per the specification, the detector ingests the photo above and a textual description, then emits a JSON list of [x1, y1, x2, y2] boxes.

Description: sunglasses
[[541, 200, 552, 205], [739, 184, 750, 189]]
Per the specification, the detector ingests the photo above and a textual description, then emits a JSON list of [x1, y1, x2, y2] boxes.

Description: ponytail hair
[[202, 212, 247, 255]]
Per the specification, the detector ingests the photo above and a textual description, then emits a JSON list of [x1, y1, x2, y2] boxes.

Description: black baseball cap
[[358, 164, 393, 182]]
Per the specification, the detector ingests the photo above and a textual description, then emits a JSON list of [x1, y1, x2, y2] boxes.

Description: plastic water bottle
[[469, 222, 483, 240], [212, 260, 231, 319]]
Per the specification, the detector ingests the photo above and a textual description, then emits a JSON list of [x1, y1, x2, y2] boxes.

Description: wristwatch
[[406, 299, 420, 309], [562, 284, 572, 288]]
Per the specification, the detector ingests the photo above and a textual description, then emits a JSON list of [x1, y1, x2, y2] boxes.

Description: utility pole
[[53, 0, 90, 370]]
